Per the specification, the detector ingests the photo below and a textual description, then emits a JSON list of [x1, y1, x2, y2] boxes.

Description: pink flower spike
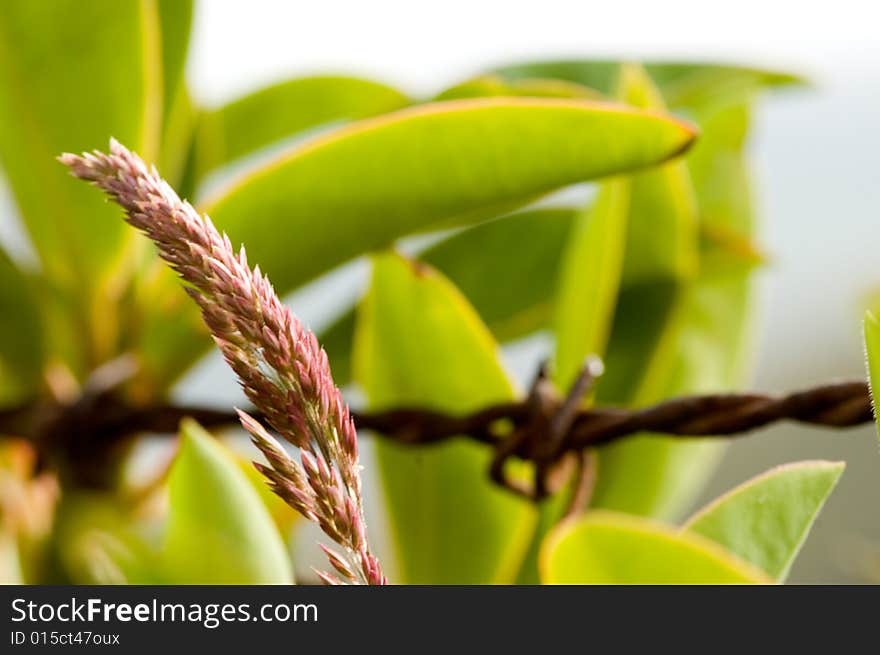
[[61, 139, 384, 586]]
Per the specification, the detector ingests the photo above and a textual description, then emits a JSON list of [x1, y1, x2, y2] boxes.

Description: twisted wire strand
[[2, 380, 868, 466]]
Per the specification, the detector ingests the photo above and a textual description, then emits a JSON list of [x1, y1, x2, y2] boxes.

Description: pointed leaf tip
[[684, 460, 844, 581]]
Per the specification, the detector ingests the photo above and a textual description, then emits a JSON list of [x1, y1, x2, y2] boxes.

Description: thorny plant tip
[[60, 139, 385, 585]]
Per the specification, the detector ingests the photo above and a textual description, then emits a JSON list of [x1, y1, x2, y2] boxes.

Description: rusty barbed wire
[[0, 362, 872, 498]]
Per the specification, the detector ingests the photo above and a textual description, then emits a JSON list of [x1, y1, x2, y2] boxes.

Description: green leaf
[[322, 207, 578, 385], [0, 249, 43, 400], [163, 419, 292, 584], [156, 0, 195, 184], [0, 0, 161, 295], [157, 0, 192, 123], [192, 75, 411, 183], [586, 66, 761, 520], [553, 181, 629, 389], [141, 98, 696, 388], [423, 208, 577, 341], [592, 272, 753, 519], [684, 461, 844, 581], [434, 74, 602, 101], [491, 60, 804, 110], [688, 97, 755, 239], [54, 493, 158, 585], [540, 510, 769, 584], [616, 64, 698, 286], [353, 252, 536, 583], [864, 310, 880, 442], [203, 98, 697, 296], [320, 201, 759, 391]]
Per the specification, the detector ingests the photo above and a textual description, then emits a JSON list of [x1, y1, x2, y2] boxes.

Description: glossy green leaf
[[434, 75, 602, 101], [491, 60, 803, 110], [864, 311, 880, 442], [616, 64, 699, 285], [684, 460, 844, 581], [353, 252, 536, 583], [0, 0, 161, 294], [163, 419, 292, 583], [0, 249, 43, 400], [203, 98, 697, 296], [192, 75, 411, 182], [139, 98, 696, 388], [541, 510, 769, 584], [553, 181, 629, 388]]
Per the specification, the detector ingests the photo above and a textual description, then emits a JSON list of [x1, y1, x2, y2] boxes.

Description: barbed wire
[[0, 359, 873, 494]]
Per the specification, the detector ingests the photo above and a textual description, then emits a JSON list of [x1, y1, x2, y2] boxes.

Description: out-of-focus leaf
[[323, 207, 578, 385], [553, 181, 629, 388], [588, 66, 763, 520], [0, 530, 23, 584], [163, 420, 292, 583], [157, 0, 195, 184], [54, 494, 158, 584], [593, 271, 753, 519], [684, 461, 844, 581], [139, 98, 696, 389], [435, 75, 602, 101], [616, 64, 698, 286], [235, 454, 301, 536], [157, 0, 192, 123], [864, 311, 880, 442], [353, 252, 536, 583], [423, 208, 577, 341], [203, 98, 697, 296], [491, 60, 804, 110], [320, 201, 760, 390], [0, 0, 161, 300], [0, 249, 43, 400], [688, 97, 755, 239], [540, 510, 769, 584], [192, 76, 411, 182]]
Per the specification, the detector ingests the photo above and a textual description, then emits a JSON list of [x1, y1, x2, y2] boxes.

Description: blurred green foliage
[[0, 1, 839, 585]]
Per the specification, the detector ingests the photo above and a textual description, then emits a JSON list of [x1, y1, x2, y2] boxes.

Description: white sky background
[[184, 0, 880, 582], [189, 0, 879, 104]]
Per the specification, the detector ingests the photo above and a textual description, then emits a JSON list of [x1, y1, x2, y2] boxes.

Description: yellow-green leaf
[[491, 60, 804, 110], [684, 460, 844, 581], [0, 0, 161, 294], [322, 207, 578, 385], [434, 74, 602, 101], [616, 64, 698, 285], [593, 273, 753, 519], [203, 98, 697, 296], [540, 510, 769, 584], [156, 0, 195, 184], [864, 310, 880, 442], [0, 249, 43, 400], [54, 493, 158, 585], [353, 252, 536, 583], [553, 181, 630, 389], [192, 75, 411, 184], [139, 98, 696, 389], [163, 420, 292, 583]]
